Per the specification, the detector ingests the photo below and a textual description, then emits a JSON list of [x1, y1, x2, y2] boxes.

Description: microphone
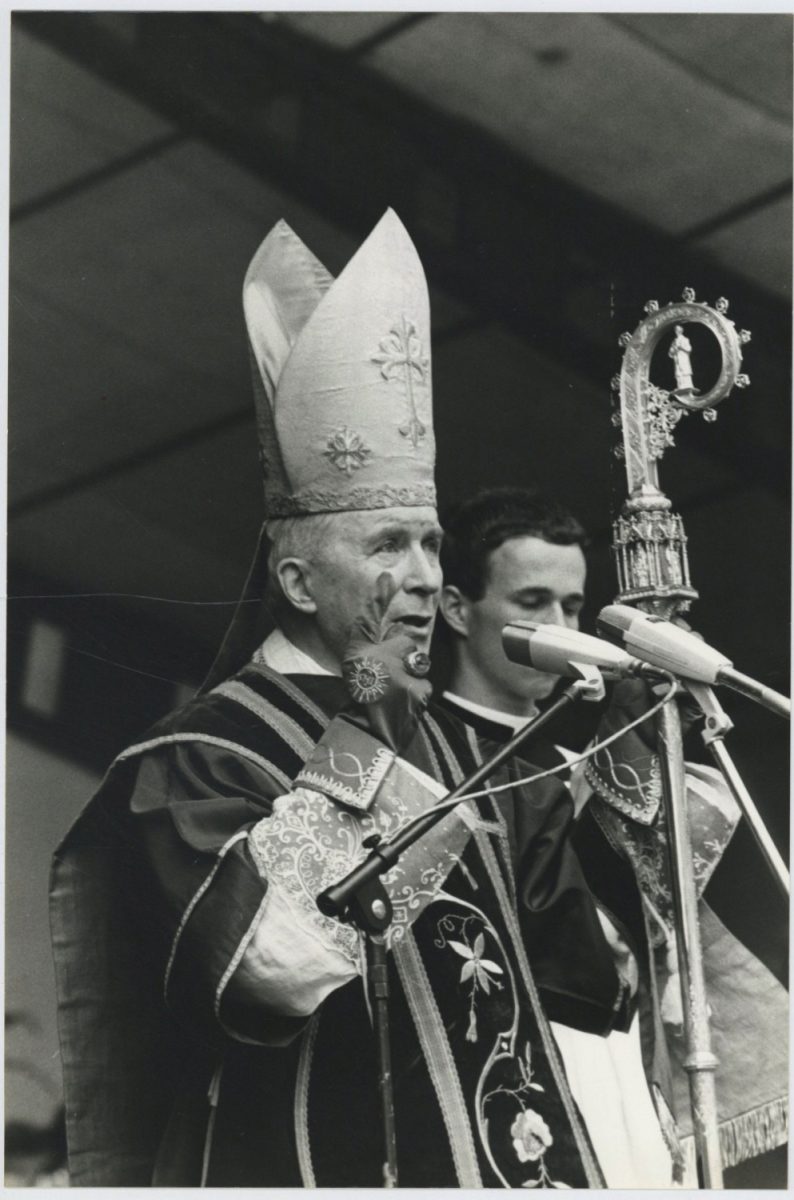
[[502, 621, 663, 681], [598, 604, 790, 719]]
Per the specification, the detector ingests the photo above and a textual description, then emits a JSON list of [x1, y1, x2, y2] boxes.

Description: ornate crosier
[[609, 289, 752, 1187], [612, 288, 750, 616], [645, 384, 684, 460]]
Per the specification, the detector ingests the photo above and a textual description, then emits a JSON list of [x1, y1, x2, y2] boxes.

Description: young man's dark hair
[[440, 486, 587, 602]]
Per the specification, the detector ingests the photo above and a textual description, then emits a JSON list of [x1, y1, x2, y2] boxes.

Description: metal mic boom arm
[[716, 667, 790, 721], [684, 681, 789, 898], [598, 603, 791, 720], [317, 672, 601, 923]]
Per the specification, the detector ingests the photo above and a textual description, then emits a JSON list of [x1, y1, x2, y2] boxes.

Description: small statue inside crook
[[669, 324, 700, 398]]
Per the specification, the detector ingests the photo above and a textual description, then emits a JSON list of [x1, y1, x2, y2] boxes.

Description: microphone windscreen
[[597, 604, 730, 683], [502, 621, 638, 678]]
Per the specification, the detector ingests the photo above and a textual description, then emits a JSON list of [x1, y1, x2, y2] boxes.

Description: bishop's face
[[307, 506, 443, 667]]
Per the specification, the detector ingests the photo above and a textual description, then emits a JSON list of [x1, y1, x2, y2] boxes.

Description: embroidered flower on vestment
[[323, 426, 373, 475], [448, 928, 503, 1043], [511, 1109, 553, 1163], [449, 931, 504, 994]]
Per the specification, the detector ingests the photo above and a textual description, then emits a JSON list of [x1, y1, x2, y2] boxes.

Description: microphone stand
[[684, 681, 790, 897], [317, 668, 604, 1188]]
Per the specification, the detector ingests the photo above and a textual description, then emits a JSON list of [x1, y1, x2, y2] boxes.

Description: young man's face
[[308, 506, 443, 666], [443, 534, 587, 715]]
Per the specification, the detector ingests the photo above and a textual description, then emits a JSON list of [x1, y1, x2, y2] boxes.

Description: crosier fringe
[[680, 1097, 788, 1173]]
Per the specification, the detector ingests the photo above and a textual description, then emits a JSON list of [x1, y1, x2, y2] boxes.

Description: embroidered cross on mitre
[[371, 315, 429, 447]]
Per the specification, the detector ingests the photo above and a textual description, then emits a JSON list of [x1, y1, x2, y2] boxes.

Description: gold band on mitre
[[244, 209, 436, 517]]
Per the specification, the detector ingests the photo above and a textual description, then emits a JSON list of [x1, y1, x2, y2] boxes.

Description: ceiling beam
[[348, 14, 434, 57], [8, 312, 487, 520], [680, 180, 791, 242], [10, 131, 186, 223], [14, 11, 790, 495]]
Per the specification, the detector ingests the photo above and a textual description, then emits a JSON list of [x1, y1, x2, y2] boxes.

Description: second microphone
[[502, 621, 667, 681]]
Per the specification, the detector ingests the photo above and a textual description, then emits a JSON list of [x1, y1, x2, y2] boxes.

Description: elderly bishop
[[52, 212, 640, 1188]]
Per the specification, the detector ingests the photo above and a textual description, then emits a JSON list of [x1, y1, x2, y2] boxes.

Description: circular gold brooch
[[345, 657, 390, 703]]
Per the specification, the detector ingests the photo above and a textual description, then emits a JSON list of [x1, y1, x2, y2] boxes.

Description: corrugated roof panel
[[8, 131, 377, 491], [10, 25, 174, 210], [10, 427, 258, 620], [431, 321, 735, 525], [612, 13, 792, 123], [277, 12, 411, 50], [369, 13, 790, 237], [694, 194, 793, 300]]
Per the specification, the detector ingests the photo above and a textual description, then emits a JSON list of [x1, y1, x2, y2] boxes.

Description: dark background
[[6, 11, 791, 1186]]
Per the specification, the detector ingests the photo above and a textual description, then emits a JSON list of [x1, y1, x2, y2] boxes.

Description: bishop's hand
[[584, 616, 703, 823], [341, 572, 433, 756], [602, 614, 704, 750]]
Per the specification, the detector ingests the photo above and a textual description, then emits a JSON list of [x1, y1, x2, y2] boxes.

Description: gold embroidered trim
[[296, 746, 394, 811], [471, 827, 606, 1188], [423, 712, 465, 786], [464, 726, 517, 907], [584, 749, 661, 825], [117, 733, 292, 792], [295, 1012, 321, 1187], [652, 1082, 685, 1183], [163, 829, 249, 1002], [417, 722, 443, 781], [412, 722, 602, 1185], [212, 680, 317, 762], [200, 1062, 224, 1187], [265, 482, 437, 517], [214, 890, 272, 1029], [394, 932, 483, 1186], [247, 662, 331, 731]]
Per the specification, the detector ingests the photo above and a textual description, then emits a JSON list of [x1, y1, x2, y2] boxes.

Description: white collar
[[442, 690, 538, 733], [254, 628, 337, 677]]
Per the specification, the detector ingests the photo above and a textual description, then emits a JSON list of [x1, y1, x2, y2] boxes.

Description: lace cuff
[[249, 755, 476, 966], [237, 879, 361, 1017]]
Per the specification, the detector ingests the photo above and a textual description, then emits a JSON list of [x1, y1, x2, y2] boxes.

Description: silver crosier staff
[[609, 289, 754, 1188]]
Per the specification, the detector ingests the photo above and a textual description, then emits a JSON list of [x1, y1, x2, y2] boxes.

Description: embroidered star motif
[[323, 426, 373, 475], [371, 316, 429, 447]]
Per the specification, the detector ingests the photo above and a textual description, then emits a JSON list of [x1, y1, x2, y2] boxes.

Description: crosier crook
[[612, 289, 750, 618], [610, 289, 752, 1188]]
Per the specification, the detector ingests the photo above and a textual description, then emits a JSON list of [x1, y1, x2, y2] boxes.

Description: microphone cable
[[386, 670, 679, 838]]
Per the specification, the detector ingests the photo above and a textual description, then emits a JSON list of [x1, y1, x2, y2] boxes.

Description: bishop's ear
[[439, 585, 470, 638], [275, 558, 318, 615]]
